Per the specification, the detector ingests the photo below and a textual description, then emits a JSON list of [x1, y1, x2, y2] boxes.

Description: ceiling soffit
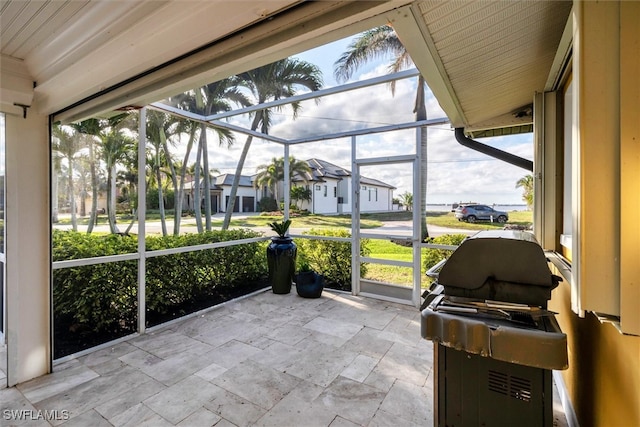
[[408, 0, 572, 131], [49, 1, 408, 122]]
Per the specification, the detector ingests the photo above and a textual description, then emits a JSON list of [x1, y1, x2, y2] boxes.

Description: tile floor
[[1, 289, 568, 426]]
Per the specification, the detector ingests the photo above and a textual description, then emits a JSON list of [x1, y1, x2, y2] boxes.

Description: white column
[[4, 108, 51, 386]]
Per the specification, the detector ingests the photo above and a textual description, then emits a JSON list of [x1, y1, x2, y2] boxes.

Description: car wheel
[[467, 215, 477, 223], [497, 215, 507, 224]]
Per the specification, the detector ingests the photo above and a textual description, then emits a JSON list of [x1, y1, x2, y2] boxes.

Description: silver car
[[454, 204, 509, 223]]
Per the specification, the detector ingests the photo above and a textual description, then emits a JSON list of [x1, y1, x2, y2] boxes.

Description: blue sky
[[206, 35, 534, 206]]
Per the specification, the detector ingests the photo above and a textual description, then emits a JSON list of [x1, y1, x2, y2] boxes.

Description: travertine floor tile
[[212, 359, 301, 410], [378, 379, 433, 426], [1, 290, 568, 427], [314, 376, 386, 425], [143, 376, 220, 424], [203, 388, 267, 427]]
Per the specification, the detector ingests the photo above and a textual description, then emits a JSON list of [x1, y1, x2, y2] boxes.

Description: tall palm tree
[[146, 110, 178, 236], [71, 114, 132, 233], [516, 174, 534, 210], [222, 58, 323, 229], [52, 125, 83, 230], [398, 191, 413, 211], [174, 79, 250, 232], [171, 118, 198, 235], [254, 158, 281, 201], [102, 129, 135, 233], [334, 25, 430, 240], [255, 157, 312, 208]]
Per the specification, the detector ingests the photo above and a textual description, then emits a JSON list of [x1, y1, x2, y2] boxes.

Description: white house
[[291, 158, 396, 214], [185, 174, 257, 213]]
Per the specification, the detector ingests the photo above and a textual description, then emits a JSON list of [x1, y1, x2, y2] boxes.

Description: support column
[[4, 108, 51, 386], [2, 56, 51, 386]]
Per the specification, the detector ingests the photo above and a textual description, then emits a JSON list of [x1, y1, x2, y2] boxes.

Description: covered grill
[[421, 230, 568, 427]]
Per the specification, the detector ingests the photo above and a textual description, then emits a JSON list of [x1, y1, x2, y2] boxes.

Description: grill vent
[[488, 370, 532, 402]]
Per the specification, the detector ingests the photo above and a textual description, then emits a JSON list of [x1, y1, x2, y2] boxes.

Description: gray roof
[[214, 174, 253, 187], [295, 158, 396, 189]]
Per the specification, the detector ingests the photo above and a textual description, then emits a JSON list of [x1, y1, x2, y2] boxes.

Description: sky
[[193, 35, 534, 206]]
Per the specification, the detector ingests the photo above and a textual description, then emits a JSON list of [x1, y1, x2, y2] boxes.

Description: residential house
[[1, 2, 638, 426], [291, 158, 396, 214], [185, 174, 257, 213]]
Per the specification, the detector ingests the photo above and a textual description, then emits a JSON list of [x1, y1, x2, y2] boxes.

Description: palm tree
[[255, 156, 312, 209], [52, 125, 83, 230], [147, 110, 179, 236], [170, 118, 198, 235], [222, 58, 323, 229], [334, 25, 430, 240], [71, 114, 131, 233], [170, 80, 249, 232], [516, 174, 534, 210], [254, 159, 280, 201], [398, 191, 413, 211], [102, 129, 135, 233]]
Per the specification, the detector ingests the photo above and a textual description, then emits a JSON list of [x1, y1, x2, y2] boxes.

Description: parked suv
[[454, 204, 509, 223]]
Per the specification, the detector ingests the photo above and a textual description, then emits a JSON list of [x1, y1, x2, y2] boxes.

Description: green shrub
[[258, 196, 277, 212], [53, 231, 139, 333], [422, 234, 468, 279], [52, 229, 267, 335], [145, 230, 267, 316], [297, 228, 370, 291]]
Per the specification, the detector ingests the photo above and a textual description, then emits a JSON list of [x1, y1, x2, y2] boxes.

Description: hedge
[[52, 229, 267, 335], [297, 228, 370, 291]]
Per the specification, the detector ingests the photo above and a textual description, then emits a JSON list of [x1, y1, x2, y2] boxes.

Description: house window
[[323, 185, 327, 197], [561, 78, 573, 253], [333, 187, 337, 197], [315, 185, 321, 191], [375, 188, 378, 202]]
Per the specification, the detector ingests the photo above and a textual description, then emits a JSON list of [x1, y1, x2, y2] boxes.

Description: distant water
[[426, 204, 528, 212]]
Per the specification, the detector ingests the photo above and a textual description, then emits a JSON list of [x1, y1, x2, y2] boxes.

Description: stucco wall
[[549, 272, 640, 427]]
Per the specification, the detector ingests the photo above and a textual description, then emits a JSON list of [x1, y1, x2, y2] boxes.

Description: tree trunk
[[52, 161, 59, 223], [174, 127, 197, 235], [156, 163, 167, 236], [68, 160, 77, 231], [194, 140, 203, 233], [223, 113, 261, 230], [107, 166, 120, 234], [414, 75, 429, 241], [200, 124, 212, 231], [162, 136, 179, 235], [87, 140, 98, 234]]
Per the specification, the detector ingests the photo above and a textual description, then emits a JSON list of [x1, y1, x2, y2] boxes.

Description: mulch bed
[[53, 279, 269, 360]]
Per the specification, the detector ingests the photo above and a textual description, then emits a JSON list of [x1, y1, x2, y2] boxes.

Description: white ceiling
[[0, 0, 572, 133]]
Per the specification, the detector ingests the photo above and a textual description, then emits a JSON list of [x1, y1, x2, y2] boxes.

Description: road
[[53, 213, 476, 238]]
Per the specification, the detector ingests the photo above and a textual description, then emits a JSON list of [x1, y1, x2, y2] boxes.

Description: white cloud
[[167, 41, 533, 206]]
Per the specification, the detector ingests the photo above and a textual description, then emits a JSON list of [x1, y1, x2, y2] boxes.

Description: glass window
[[562, 79, 574, 252]]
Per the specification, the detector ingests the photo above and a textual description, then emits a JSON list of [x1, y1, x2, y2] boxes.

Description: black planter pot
[[295, 271, 324, 298], [266, 236, 297, 294]]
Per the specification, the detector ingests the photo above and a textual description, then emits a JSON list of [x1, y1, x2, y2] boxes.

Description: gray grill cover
[[438, 230, 559, 306]]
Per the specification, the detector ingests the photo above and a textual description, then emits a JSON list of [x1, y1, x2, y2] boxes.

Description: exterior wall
[[221, 186, 256, 212], [298, 178, 393, 214], [2, 95, 51, 384], [311, 180, 338, 214], [358, 185, 393, 213], [543, 2, 640, 426], [549, 270, 640, 427]]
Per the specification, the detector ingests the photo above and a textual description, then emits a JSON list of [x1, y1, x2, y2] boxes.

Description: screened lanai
[[50, 58, 456, 361]]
